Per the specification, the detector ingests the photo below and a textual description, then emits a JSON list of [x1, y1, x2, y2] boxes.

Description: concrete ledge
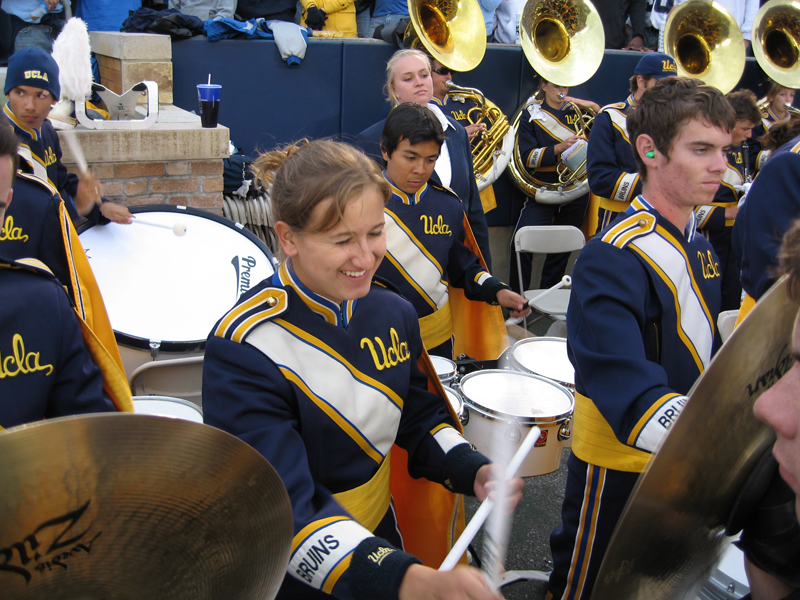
[[59, 121, 230, 164], [90, 32, 172, 61]]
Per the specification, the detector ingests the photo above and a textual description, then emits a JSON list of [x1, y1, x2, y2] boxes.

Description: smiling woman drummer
[[202, 138, 521, 600]]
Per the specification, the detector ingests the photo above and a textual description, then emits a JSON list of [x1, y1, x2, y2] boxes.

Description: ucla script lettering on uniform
[[367, 546, 396, 565], [295, 534, 340, 583], [734, 151, 743, 165], [24, 70, 49, 83], [420, 214, 452, 236], [662, 60, 677, 72], [43, 147, 57, 168], [566, 114, 580, 126], [0, 216, 29, 242], [361, 328, 410, 371], [449, 109, 468, 121], [697, 250, 720, 279], [0, 500, 102, 583], [0, 334, 54, 378]]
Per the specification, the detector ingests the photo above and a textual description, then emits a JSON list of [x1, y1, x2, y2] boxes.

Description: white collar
[[427, 102, 454, 131]]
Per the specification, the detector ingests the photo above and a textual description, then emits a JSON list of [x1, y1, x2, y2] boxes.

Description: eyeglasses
[[431, 67, 452, 75]]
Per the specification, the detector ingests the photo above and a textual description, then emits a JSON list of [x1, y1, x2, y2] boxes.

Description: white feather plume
[[51, 17, 93, 102]]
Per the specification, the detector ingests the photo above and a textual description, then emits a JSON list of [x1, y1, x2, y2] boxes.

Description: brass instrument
[[663, 0, 746, 94], [444, 80, 515, 191], [506, 0, 604, 203], [752, 0, 800, 89], [757, 95, 800, 123], [508, 96, 595, 203], [403, 0, 486, 72]]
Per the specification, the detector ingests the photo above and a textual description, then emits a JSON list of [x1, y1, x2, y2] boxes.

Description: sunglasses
[[432, 67, 452, 75]]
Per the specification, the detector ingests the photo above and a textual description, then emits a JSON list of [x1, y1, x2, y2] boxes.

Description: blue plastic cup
[[197, 84, 222, 128]]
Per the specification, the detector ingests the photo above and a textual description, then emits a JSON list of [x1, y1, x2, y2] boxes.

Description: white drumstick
[[439, 425, 541, 572], [505, 275, 572, 326], [61, 130, 88, 174], [133, 218, 188, 237]]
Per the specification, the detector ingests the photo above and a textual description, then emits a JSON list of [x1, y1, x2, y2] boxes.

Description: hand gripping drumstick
[[61, 130, 101, 206], [505, 275, 572, 326], [438, 425, 541, 572]]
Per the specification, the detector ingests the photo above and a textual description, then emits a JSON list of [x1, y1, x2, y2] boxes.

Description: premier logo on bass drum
[[230, 256, 258, 297]]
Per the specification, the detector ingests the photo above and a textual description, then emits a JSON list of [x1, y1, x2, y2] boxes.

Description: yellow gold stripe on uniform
[[333, 451, 392, 531], [418, 301, 453, 349]]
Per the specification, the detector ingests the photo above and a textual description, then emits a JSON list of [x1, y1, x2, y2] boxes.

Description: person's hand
[[724, 205, 739, 221], [623, 35, 651, 52], [465, 123, 486, 140], [305, 6, 327, 29], [496, 288, 530, 320], [554, 136, 580, 156], [75, 171, 103, 216], [100, 202, 133, 224], [564, 97, 601, 114], [398, 564, 504, 600], [473, 463, 524, 509], [45, 0, 60, 10]]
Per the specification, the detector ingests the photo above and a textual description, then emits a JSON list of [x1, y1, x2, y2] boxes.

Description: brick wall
[[66, 159, 224, 214]]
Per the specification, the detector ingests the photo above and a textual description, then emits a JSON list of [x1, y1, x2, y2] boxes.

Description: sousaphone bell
[[752, 0, 800, 89]]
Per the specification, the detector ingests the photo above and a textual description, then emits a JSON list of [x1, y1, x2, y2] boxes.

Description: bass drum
[[79, 205, 277, 379]]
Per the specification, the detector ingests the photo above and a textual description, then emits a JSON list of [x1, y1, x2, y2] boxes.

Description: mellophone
[[432, 337, 575, 478]]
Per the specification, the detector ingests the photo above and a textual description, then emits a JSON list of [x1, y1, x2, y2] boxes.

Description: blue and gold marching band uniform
[[3, 103, 105, 225], [586, 95, 642, 234], [762, 103, 792, 130], [375, 178, 508, 358], [548, 196, 721, 600], [203, 261, 490, 600], [0, 162, 132, 411], [694, 144, 747, 311], [511, 98, 590, 292], [735, 133, 800, 318], [0, 257, 116, 429]]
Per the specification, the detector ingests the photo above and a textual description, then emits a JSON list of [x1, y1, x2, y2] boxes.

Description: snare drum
[[697, 542, 749, 600], [79, 206, 276, 378], [132, 396, 204, 423], [459, 370, 573, 477], [443, 386, 466, 425], [431, 356, 458, 386], [509, 337, 574, 390]]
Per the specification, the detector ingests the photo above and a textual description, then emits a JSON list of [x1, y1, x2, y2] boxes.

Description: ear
[[635, 133, 659, 165], [381, 145, 390, 163], [275, 221, 299, 258]]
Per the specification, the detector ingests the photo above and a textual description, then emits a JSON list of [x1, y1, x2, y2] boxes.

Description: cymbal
[[592, 277, 798, 600], [0, 414, 293, 599]]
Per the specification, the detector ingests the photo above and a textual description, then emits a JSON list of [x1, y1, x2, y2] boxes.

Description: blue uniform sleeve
[[567, 240, 685, 449], [517, 113, 558, 169], [586, 110, 642, 202]]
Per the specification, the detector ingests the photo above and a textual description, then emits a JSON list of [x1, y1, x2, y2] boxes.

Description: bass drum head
[[510, 337, 574, 389], [459, 369, 573, 424], [79, 205, 276, 352]]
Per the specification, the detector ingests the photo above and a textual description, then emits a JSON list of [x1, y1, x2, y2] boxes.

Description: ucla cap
[[4, 47, 60, 100], [633, 53, 678, 79]]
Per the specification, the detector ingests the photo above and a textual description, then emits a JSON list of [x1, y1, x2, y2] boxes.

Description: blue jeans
[[368, 13, 406, 39]]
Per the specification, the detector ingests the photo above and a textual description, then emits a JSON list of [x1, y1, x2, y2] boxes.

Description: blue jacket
[[0, 258, 114, 429], [568, 197, 720, 473], [203, 261, 489, 600]]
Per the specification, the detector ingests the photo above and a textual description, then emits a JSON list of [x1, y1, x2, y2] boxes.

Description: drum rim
[[79, 204, 277, 352], [132, 395, 204, 415], [430, 355, 458, 379], [459, 369, 574, 423], [509, 336, 574, 389]]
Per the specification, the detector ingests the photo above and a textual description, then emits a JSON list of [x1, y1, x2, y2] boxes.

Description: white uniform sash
[[247, 320, 404, 464], [606, 108, 631, 143], [628, 227, 715, 371], [384, 209, 449, 311]]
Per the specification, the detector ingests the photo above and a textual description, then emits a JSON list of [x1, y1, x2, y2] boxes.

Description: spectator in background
[[593, 0, 648, 50], [479, 0, 500, 42], [492, 0, 523, 44], [355, 0, 372, 37], [236, 0, 296, 23], [368, 0, 407, 40], [0, 0, 64, 62], [167, 0, 236, 20], [76, 0, 142, 31], [299, 0, 356, 37]]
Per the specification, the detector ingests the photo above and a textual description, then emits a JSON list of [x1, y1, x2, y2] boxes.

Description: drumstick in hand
[[62, 130, 101, 207], [439, 425, 541, 572]]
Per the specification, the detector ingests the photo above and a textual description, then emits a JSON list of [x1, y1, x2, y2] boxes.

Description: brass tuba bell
[[752, 0, 800, 89], [664, 0, 746, 94], [404, 0, 487, 72]]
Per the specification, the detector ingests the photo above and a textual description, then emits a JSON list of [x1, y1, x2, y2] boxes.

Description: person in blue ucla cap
[[2, 46, 131, 225], [586, 52, 677, 235]]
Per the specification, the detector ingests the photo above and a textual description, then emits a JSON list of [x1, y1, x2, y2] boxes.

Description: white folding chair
[[514, 225, 585, 330], [717, 309, 739, 343], [129, 355, 204, 408]]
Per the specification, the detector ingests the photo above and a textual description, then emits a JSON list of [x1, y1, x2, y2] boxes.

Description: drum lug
[[460, 407, 469, 427], [149, 340, 162, 360], [558, 418, 572, 441], [505, 425, 521, 445]]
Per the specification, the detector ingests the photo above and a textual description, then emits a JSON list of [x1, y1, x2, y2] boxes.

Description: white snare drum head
[[444, 387, 463, 416], [511, 338, 574, 387], [460, 370, 573, 422], [431, 356, 457, 380], [80, 207, 275, 346], [133, 396, 204, 423]]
